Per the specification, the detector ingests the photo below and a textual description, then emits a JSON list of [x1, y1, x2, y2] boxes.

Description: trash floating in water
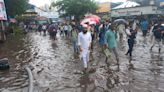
[[0, 58, 10, 70]]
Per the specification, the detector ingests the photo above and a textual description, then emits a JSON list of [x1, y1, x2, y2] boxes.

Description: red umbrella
[[80, 18, 91, 27], [85, 15, 101, 23], [81, 18, 97, 25], [88, 17, 100, 24], [85, 15, 100, 19], [80, 17, 100, 27]]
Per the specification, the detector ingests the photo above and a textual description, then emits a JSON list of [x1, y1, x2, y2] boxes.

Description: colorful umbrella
[[85, 15, 101, 23], [80, 15, 100, 27], [85, 15, 100, 20], [80, 18, 96, 27]]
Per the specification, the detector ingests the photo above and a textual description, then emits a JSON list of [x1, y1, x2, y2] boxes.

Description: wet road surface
[[0, 35, 32, 92], [0, 32, 164, 92]]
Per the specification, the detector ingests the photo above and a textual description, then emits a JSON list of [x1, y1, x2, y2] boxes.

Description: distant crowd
[[21, 18, 164, 71]]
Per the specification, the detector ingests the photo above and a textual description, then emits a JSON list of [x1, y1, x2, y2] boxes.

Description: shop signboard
[[0, 0, 7, 42], [111, 6, 158, 17], [0, 0, 7, 20]]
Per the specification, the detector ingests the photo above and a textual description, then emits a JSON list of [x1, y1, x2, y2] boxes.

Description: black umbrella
[[114, 19, 128, 25]]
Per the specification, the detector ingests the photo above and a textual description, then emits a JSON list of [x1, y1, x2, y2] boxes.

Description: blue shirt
[[99, 27, 106, 45], [141, 20, 149, 31]]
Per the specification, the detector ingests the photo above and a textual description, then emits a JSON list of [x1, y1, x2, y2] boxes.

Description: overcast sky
[[100, 0, 126, 3], [29, 0, 126, 7]]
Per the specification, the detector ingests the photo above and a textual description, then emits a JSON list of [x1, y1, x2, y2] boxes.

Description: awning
[[113, 1, 140, 9]]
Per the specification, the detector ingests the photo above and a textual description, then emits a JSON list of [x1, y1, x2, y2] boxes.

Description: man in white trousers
[[78, 26, 92, 71]]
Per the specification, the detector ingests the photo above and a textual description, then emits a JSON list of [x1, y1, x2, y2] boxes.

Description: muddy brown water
[[0, 32, 164, 92]]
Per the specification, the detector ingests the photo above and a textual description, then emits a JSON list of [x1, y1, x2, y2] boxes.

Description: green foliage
[[15, 16, 27, 22], [15, 15, 31, 23], [52, 0, 98, 20], [4, 0, 29, 17], [11, 25, 24, 35], [14, 27, 24, 35]]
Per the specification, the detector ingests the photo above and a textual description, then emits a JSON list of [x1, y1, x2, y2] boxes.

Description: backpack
[[129, 29, 137, 39], [153, 25, 163, 39], [153, 29, 161, 39]]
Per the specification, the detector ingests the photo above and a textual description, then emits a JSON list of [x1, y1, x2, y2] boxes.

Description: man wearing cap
[[78, 26, 92, 71]]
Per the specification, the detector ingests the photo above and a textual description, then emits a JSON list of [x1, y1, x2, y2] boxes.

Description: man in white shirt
[[42, 24, 47, 35], [117, 24, 125, 42], [78, 26, 92, 71]]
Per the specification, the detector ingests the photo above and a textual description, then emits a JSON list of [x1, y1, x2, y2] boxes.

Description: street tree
[[4, 0, 29, 17], [52, 0, 98, 21]]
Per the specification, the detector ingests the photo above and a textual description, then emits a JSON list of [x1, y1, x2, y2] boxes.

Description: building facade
[[128, 0, 164, 7], [95, 2, 111, 19], [96, 2, 111, 13], [111, 6, 158, 17], [36, 3, 59, 19]]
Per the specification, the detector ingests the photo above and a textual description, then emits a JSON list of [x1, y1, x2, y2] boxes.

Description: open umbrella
[[85, 15, 101, 23], [85, 15, 100, 20], [114, 19, 128, 25], [89, 21, 97, 25], [80, 18, 97, 27], [35, 16, 48, 21], [81, 18, 91, 24], [80, 18, 91, 27]]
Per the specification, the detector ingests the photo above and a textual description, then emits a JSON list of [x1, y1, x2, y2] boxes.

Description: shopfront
[[111, 6, 161, 20]]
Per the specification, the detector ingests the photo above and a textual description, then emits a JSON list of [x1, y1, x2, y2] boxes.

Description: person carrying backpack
[[125, 24, 137, 59], [99, 23, 106, 50], [150, 21, 164, 53]]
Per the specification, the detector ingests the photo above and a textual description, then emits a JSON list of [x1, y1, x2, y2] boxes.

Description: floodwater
[[0, 32, 164, 92]]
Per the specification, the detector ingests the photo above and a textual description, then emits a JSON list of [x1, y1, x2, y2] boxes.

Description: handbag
[[104, 48, 111, 58]]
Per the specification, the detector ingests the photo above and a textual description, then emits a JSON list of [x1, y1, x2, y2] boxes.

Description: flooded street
[[0, 32, 164, 92]]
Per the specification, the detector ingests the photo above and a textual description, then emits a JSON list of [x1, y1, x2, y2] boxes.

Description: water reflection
[[0, 35, 31, 91], [0, 32, 164, 92]]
